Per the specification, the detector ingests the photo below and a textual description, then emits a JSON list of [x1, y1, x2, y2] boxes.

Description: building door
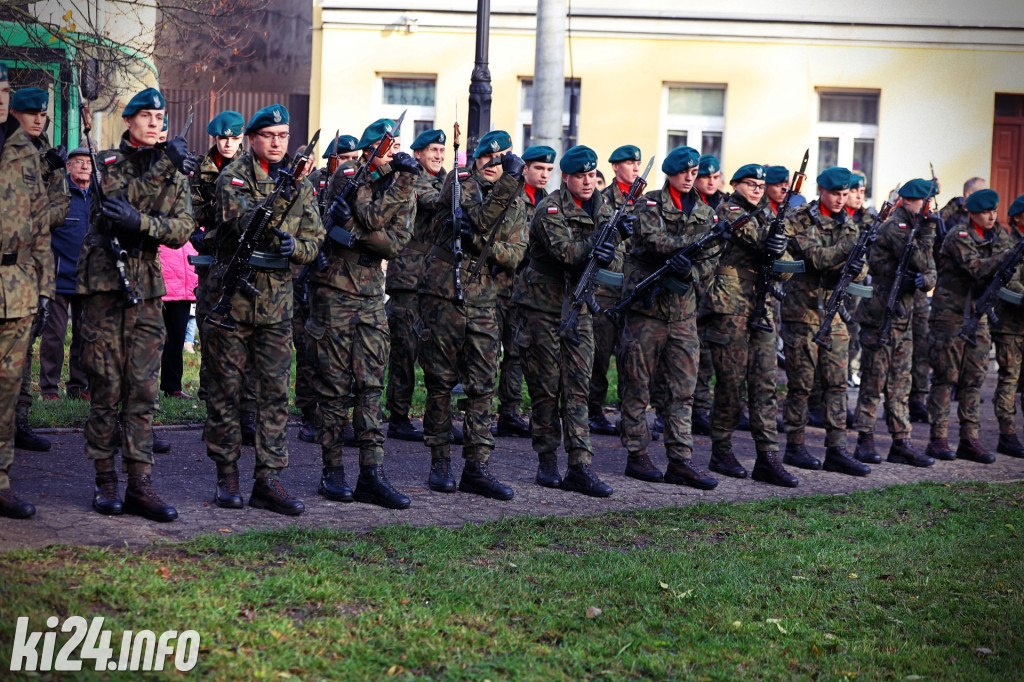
[[992, 94, 1024, 225]]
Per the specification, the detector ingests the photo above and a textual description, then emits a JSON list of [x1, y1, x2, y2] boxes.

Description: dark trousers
[[160, 300, 192, 394], [38, 293, 88, 396]]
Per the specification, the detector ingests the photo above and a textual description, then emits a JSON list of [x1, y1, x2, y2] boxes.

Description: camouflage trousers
[[307, 288, 389, 468], [619, 313, 699, 461], [197, 274, 257, 411], [0, 316, 32, 489], [854, 324, 913, 439], [384, 291, 421, 420], [692, 329, 714, 415], [927, 320, 990, 441], [782, 320, 850, 448], [419, 295, 498, 460], [15, 305, 46, 420], [992, 332, 1023, 435], [495, 294, 525, 417], [517, 307, 594, 465], [703, 313, 779, 455], [203, 317, 292, 479], [81, 294, 164, 466], [587, 293, 620, 417], [911, 294, 931, 404], [292, 286, 316, 414]]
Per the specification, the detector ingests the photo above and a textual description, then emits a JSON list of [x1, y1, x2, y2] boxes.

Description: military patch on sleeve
[[458, 170, 470, 179], [646, 200, 657, 206], [343, 168, 356, 176], [104, 156, 117, 165], [319, 180, 325, 188], [728, 206, 740, 211], [958, 231, 969, 237], [898, 223, 907, 229], [231, 177, 245, 187], [547, 207, 558, 214]]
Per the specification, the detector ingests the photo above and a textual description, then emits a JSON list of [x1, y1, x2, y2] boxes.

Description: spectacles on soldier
[[739, 180, 766, 191], [255, 132, 290, 142]]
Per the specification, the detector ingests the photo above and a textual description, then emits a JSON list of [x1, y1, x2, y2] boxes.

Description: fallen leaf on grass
[[386, 664, 406, 676], [659, 581, 670, 590], [731, 621, 742, 629], [975, 647, 995, 656], [791, 575, 808, 581], [849, 573, 858, 579], [586, 606, 603, 619], [218, 528, 232, 533], [766, 618, 787, 634], [157, 565, 171, 579]]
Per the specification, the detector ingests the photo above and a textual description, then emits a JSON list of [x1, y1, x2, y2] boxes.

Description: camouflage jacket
[[781, 200, 863, 325], [314, 159, 415, 299], [513, 185, 616, 316], [494, 182, 547, 299], [845, 204, 877, 231], [700, 189, 730, 211], [855, 204, 936, 330], [33, 132, 71, 230], [420, 166, 526, 307], [621, 183, 717, 323], [385, 163, 446, 294], [0, 122, 53, 318], [77, 132, 193, 299], [191, 145, 226, 233], [991, 224, 1024, 336], [939, 196, 969, 231], [931, 220, 1012, 325], [209, 150, 323, 324]]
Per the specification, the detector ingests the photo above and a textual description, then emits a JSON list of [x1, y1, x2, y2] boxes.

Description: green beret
[[122, 88, 166, 117], [965, 188, 999, 213], [816, 167, 852, 191], [0, 63, 7, 82], [245, 104, 289, 134], [411, 129, 446, 150], [698, 155, 720, 177], [162, 115, 168, 132], [559, 145, 598, 174], [523, 145, 557, 164], [207, 111, 245, 137], [11, 87, 48, 112], [898, 178, 934, 200], [730, 164, 765, 183], [473, 130, 512, 158], [356, 118, 397, 149], [849, 173, 867, 189], [765, 166, 789, 185], [609, 145, 641, 163], [1008, 194, 1024, 218], [322, 135, 359, 159], [662, 146, 700, 176]]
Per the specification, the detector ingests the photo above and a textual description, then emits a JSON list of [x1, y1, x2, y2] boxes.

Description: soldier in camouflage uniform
[[852, 179, 937, 468], [383, 128, 447, 443], [309, 118, 415, 509], [992, 195, 1024, 459], [781, 167, 870, 477], [515, 145, 619, 495], [0, 68, 54, 518], [204, 104, 322, 515], [418, 129, 525, 500], [493, 144, 552, 438], [79, 88, 195, 521], [938, 177, 986, 232], [925, 189, 1008, 464], [699, 163, 796, 486], [617, 146, 719, 489]]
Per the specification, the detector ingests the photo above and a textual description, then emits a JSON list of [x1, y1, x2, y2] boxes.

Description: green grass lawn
[[2, 482, 1022, 679]]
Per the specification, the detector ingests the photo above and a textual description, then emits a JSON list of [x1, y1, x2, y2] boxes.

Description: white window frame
[[374, 74, 437, 143], [659, 84, 726, 184], [517, 77, 579, 152], [815, 89, 879, 202]]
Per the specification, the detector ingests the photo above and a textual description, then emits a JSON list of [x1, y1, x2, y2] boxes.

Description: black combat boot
[[15, 417, 50, 452], [459, 459, 514, 500], [496, 412, 532, 438], [124, 464, 178, 522], [807, 407, 825, 428], [924, 437, 956, 461], [692, 410, 711, 436], [997, 433, 1024, 458], [354, 464, 411, 509], [751, 451, 799, 487], [956, 438, 996, 464], [909, 399, 929, 423], [561, 462, 613, 497], [783, 441, 822, 470], [318, 466, 353, 502], [241, 410, 257, 447], [298, 407, 317, 443], [854, 432, 882, 464], [0, 488, 35, 519], [536, 460, 562, 488], [624, 451, 664, 482], [250, 477, 305, 515], [214, 463, 243, 509], [93, 459, 123, 515], [823, 446, 871, 476], [891, 439, 935, 467], [427, 447, 456, 493], [664, 460, 718, 490], [387, 415, 424, 442], [709, 450, 747, 479], [588, 413, 618, 436]]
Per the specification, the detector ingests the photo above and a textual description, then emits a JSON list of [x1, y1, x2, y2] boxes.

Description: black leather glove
[[166, 136, 192, 176], [617, 214, 637, 241], [668, 251, 692, 279], [44, 145, 67, 171], [330, 195, 352, 226], [390, 152, 419, 174], [848, 255, 866, 274], [274, 229, 295, 257], [592, 238, 615, 267], [765, 233, 788, 257], [914, 272, 927, 290], [460, 223, 476, 242], [501, 153, 526, 180], [899, 273, 917, 294], [101, 196, 142, 235], [189, 229, 206, 253]]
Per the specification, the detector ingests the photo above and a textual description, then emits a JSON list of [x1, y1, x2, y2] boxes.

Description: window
[[815, 90, 879, 199], [660, 85, 726, 177], [517, 78, 581, 152], [377, 76, 436, 143]]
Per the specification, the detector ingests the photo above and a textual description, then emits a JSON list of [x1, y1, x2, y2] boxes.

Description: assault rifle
[[76, 82, 141, 306], [206, 129, 320, 331], [812, 201, 894, 349], [450, 121, 466, 305], [958, 235, 1024, 347], [604, 212, 751, 329], [557, 156, 654, 345], [296, 130, 340, 307], [750, 149, 808, 332]]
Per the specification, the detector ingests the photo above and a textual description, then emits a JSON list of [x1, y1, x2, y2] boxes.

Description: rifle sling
[[429, 245, 480, 274]]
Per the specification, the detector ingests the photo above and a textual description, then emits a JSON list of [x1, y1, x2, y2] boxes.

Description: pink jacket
[[160, 242, 199, 302]]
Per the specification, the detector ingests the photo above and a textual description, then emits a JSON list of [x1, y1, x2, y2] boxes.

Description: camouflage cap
[[816, 167, 852, 191], [122, 87, 166, 117], [11, 87, 49, 113], [662, 146, 700, 176], [559, 145, 598, 174], [698, 154, 720, 177], [730, 164, 765, 183], [898, 178, 934, 200], [207, 110, 245, 137], [965, 188, 999, 213], [522, 145, 557, 164], [411, 128, 446, 150], [765, 165, 789, 185], [608, 145, 641, 163], [1009, 194, 1024, 218], [322, 134, 359, 158], [245, 104, 289, 133], [357, 118, 397, 149], [473, 130, 512, 158]]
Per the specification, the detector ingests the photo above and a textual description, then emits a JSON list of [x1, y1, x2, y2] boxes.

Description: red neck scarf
[[820, 204, 832, 219], [668, 185, 683, 210], [524, 183, 537, 205]]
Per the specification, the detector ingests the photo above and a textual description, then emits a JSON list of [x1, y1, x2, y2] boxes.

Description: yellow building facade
[[312, 0, 1024, 212]]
